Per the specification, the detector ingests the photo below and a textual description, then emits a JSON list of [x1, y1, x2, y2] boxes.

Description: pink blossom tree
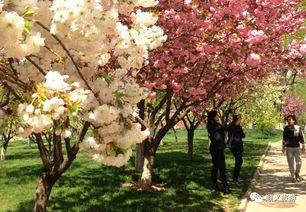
[[136, 0, 306, 188], [281, 95, 306, 117]]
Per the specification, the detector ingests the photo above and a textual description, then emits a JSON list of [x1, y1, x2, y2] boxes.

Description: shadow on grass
[[15, 152, 224, 212], [3, 164, 42, 184], [6, 151, 39, 160], [11, 131, 278, 212], [10, 200, 34, 212]]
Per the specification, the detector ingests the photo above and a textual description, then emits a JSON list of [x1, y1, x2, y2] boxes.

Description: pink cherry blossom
[[247, 53, 262, 67]]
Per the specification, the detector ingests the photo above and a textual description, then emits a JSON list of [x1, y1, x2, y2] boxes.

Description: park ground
[[0, 129, 282, 212], [245, 140, 306, 212]]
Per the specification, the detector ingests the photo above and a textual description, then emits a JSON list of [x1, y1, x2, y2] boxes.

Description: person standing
[[282, 115, 305, 183], [207, 110, 229, 194], [226, 115, 245, 186]]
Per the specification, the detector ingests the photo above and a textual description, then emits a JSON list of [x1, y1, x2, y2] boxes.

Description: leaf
[[24, 20, 32, 35], [116, 100, 124, 109], [115, 92, 125, 99], [69, 104, 79, 113], [104, 76, 113, 85], [22, 9, 35, 18], [115, 146, 126, 156]]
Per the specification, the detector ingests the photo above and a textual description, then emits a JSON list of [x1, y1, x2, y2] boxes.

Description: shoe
[[222, 185, 230, 194], [292, 177, 296, 183], [237, 177, 244, 183], [211, 183, 220, 191], [232, 180, 242, 186], [295, 174, 304, 182]]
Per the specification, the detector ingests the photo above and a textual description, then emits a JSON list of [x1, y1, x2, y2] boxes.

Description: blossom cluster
[[287, 39, 306, 59], [0, 0, 45, 58], [0, 0, 165, 167], [80, 68, 150, 167], [81, 123, 149, 167], [17, 71, 88, 136], [141, 0, 305, 105], [281, 95, 306, 117]]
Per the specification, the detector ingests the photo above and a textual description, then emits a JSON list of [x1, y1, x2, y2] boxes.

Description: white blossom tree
[[0, 0, 166, 211]]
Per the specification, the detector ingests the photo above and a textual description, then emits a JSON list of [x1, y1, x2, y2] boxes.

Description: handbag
[[227, 133, 234, 148]]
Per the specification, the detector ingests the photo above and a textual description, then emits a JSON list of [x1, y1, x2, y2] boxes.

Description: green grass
[[0, 129, 282, 212]]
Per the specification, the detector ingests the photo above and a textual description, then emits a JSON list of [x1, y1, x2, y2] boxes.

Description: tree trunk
[[139, 141, 155, 189], [173, 127, 178, 142], [136, 99, 146, 170], [135, 143, 144, 170], [187, 125, 195, 162], [31, 121, 90, 211], [1, 139, 9, 160], [28, 138, 32, 148], [33, 172, 60, 212]]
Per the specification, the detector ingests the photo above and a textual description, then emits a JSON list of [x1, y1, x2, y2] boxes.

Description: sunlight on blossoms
[[44, 71, 69, 90], [17, 71, 89, 136], [82, 124, 150, 167], [136, 0, 158, 7], [0, 0, 166, 168], [131, 10, 158, 27]]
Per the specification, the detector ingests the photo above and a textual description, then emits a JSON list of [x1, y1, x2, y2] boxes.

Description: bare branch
[[72, 121, 91, 153], [151, 94, 168, 121], [34, 133, 52, 171], [53, 125, 63, 170], [25, 56, 46, 76], [0, 68, 31, 90], [63, 117, 72, 158], [135, 115, 149, 129]]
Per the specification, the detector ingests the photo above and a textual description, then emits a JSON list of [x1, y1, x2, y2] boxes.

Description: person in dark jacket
[[207, 110, 229, 194], [282, 115, 305, 183], [226, 115, 245, 185]]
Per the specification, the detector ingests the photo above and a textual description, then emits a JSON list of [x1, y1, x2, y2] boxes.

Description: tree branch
[[58, 121, 90, 173], [0, 69, 31, 90], [25, 56, 46, 76], [71, 121, 91, 153], [53, 123, 63, 170], [34, 133, 52, 171], [35, 21, 95, 95], [63, 117, 72, 158], [151, 94, 168, 122]]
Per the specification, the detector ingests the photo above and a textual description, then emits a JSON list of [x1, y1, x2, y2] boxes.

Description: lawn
[[0, 129, 282, 212]]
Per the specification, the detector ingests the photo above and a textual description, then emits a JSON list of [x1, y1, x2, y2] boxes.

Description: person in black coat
[[207, 110, 229, 194], [226, 115, 245, 185]]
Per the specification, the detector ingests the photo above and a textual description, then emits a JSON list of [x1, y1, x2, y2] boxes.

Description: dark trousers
[[230, 148, 243, 181], [210, 149, 228, 186]]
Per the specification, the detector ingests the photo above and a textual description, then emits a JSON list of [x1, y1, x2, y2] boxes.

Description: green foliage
[[289, 76, 306, 122], [253, 109, 281, 136], [291, 77, 306, 105], [23, 20, 32, 35], [22, 9, 35, 18], [237, 76, 285, 131], [0, 129, 282, 212]]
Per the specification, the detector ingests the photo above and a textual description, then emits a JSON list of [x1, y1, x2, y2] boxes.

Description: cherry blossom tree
[[0, 0, 166, 211], [136, 0, 306, 188], [0, 84, 20, 160], [181, 109, 206, 162], [281, 95, 306, 117]]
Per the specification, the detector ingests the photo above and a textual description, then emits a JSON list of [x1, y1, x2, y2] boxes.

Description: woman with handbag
[[207, 110, 230, 194]]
